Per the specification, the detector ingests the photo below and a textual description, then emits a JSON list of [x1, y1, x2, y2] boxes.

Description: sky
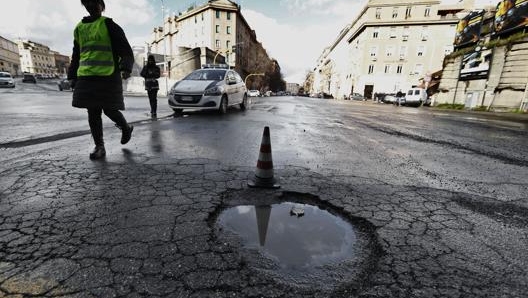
[[0, 0, 496, 84]]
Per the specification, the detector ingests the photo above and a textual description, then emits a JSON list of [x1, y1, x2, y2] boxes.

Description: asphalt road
[[0, 88, 527, 297]]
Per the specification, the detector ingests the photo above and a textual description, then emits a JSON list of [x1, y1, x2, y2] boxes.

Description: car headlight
[[169, 82, 181, 94], [204, 85, 223, 96]]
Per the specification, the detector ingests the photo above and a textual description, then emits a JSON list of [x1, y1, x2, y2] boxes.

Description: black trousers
[[147, 89, 158, 114], [87, 108, 127, 146]]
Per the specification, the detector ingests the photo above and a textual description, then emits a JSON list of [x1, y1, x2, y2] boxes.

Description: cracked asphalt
[[0, 94, 527, 297], [1, 155, 526, 297]]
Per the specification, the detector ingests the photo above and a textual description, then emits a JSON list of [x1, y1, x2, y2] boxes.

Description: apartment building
[[52, 51, 71, 77], [149, 0, 274, 82], [17, 39, 57, 76], [0, 36, 21, 76], [312, 0, 477, 99]]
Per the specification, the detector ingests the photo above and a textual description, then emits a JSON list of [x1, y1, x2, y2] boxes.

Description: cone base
[[247, 177, 280, 189]]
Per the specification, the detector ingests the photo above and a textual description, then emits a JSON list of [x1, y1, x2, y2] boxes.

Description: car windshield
[[0, 73, 11, 78], [184, 69, 226, 81]]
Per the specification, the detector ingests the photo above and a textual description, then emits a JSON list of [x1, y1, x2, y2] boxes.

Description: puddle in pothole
[[217, 201, 358, 270]]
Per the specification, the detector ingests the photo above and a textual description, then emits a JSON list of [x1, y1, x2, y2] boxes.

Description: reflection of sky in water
[[219, 202, 357, 270]]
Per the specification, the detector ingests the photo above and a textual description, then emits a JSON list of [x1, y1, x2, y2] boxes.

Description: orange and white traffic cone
[[248, 126, 280, 188]]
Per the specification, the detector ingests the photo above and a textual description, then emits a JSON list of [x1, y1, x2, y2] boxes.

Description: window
[[421, 26, 429, 40], [215, 39, 220, 49], [396, 64, 403, 74], [417, 46, 425, 56], [376, 8, 381, 19], [392, 7, 398, 18], [425, 6, 431, 17], [414, 64, 423, 75], [402, 26, 410, 41], [373, 27, 379, 38], [368, 65, 374, 74], [226, 40, 231, 50], [384, 64, 391, 74], [216, 10, 220, 18], [399, 46, 407, 58], [447, 25, 456, 37], [194, 16, 197, 23], [216, 25, 220, 33], [227, 12, 231, 20], [227, 26, 231, 34], [405, 6, 411, 18], [202, 13, 204, 21], [370, 46, 378, 57], [386, 46, 394, 57], [389, 27, 397, 38]]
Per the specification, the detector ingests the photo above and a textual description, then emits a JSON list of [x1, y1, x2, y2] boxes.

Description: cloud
[[0, 0, 154, 55], [242, 1, 364, 83]]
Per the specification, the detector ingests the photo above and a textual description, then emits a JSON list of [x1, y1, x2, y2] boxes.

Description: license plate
[[180, 96, 193, 102]]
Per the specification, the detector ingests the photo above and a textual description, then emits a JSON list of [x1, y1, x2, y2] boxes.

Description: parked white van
[[403, 88, 427, 107]]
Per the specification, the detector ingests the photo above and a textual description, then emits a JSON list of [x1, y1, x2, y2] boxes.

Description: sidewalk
[[428, 106, 528, 123]]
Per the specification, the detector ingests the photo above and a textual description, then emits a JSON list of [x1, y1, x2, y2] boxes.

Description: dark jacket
[[68, 16, 134, 110], [140, 64, 161, 91]]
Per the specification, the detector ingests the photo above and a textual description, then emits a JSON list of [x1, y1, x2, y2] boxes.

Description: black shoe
[[150, 113, 157, 119], [89, 145, 106, 160], [120, 125, 133, 144]]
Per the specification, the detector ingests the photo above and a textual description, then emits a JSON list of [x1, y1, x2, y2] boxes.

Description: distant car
[[58, 79, 72, 91], [22, 74, 37, 83], [248, 90, 260, 97], [349, 92, 365, 101], [382, 94, 397, 104], [0, 72, 15, 88], [404, 88, 427, 107], [168, 65, 248, 114]]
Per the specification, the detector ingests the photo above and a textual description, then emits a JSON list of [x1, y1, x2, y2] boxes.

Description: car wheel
[[59, 86, 63, 91], [218, 95, 228, 114], [240, 94, 248, 110]]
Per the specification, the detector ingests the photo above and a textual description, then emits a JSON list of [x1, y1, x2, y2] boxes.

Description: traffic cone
[[248, 126, 280, 188]]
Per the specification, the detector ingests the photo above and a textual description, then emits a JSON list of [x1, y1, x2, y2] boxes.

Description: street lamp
[[213, 48, 229, 64], [160, 0, 168, 95], [245, 73, 265, 87]]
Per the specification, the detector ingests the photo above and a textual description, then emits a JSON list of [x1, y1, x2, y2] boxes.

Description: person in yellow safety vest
[[68, 0, 134, 160]]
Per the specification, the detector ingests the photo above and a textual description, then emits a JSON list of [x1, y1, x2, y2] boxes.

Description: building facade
[[0, 36, 21, 76], [311, 0, 478, 99], [149, 0, 275, 85], [52, 51, 71, 77], [17, 39, 57, 76]]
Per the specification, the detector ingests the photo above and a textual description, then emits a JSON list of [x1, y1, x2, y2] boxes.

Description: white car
[[248, 90, 260, 97], [404, 88, 428, 107], [0, 72, 15, 88], [168, 65, 248, 114]]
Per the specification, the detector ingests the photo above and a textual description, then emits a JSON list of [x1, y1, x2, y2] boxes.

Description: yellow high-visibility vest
[[75, 16, 114, 77]]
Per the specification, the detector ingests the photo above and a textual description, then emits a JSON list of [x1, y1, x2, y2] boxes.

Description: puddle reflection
[[217, 202, 358, 269]]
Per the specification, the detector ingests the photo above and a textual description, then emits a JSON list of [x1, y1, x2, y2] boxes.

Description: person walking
[[68, 0, 134, 160], [140, 55, 161, 118]]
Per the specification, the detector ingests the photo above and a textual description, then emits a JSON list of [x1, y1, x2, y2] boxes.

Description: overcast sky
[[0, 0, 496, 84]]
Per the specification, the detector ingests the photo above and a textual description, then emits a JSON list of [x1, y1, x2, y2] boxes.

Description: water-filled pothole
[[217, 202, 358, 269], [213, 191, 379, 291]]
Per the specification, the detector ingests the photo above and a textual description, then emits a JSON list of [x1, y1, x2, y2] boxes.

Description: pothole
[[212, 190, 381, 291]]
